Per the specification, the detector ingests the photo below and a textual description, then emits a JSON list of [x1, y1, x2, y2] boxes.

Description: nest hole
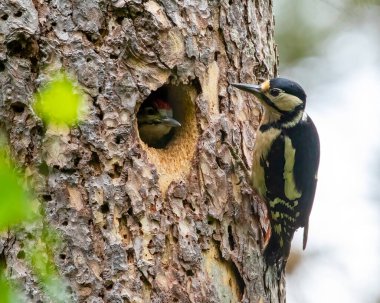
[[136, 83, 199, 191]]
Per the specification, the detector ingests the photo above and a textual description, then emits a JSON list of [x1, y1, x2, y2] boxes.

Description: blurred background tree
[[274, 1, 380, 302]]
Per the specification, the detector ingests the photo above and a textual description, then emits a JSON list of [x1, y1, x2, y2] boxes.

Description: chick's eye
[[270, 88, 281, 97], [145, 107, 156, 115]]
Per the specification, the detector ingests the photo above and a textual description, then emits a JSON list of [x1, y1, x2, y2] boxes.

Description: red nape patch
[[153, 98, 172, 110]]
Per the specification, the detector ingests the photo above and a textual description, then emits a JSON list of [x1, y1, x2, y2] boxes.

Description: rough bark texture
[[0, 0, 284, 302]]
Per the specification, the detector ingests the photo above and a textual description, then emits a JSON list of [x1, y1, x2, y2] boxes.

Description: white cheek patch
[[274, 94, 303, 112]]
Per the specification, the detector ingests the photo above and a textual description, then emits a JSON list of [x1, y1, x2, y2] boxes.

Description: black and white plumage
[[231, 78, 320, 266]]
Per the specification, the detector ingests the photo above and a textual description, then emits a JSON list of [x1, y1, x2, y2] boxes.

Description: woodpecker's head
[[137, 98, 181, 147], [232, 78, 306, 117]]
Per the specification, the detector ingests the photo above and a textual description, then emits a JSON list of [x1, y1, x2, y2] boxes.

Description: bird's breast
[[252, 127, 281, 198], [138, 123, 172, 145]]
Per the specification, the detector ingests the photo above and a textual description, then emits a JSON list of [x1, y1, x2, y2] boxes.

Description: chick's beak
[[231, 83, 264, 99], [161, 117, 181, 127]]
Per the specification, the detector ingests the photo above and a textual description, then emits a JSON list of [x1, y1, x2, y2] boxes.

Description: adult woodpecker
[[231, 78, 320, 266], [137, 98, 181, 148]]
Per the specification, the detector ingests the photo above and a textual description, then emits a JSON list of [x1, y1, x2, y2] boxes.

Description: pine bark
[[0, 0, 283, 302]]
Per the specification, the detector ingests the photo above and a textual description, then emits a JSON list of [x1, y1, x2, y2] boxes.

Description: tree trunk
[[0, 0, 283, 302]]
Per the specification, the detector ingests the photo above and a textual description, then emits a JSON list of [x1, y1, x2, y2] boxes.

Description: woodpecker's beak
[[231, 83, 264, 99], [161, 117, 181, 127]]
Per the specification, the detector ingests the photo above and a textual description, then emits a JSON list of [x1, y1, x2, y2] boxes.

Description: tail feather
[[303, 221, 309, 250], [264, 231, 292, 267]]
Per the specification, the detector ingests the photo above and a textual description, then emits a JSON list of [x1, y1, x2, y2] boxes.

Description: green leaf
[[0, 274, 12, 303], [0, 158, 33, 231], [0, 272, 23, 303], [27, 240, 71, 303], [33, 72, 86, 126]]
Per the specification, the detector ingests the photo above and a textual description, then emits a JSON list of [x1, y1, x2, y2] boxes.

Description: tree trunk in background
[[0, 0, 283, 302]]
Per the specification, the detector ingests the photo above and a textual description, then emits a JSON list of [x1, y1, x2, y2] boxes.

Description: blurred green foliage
[[0, 69, 82, 302], [0, 273, 22, 303], [0, 152, 71, 302], [27, 229, 70, 303], [33, 72, 86, 126], [275, 0, 380, 67], [0, 157, 35, 230]]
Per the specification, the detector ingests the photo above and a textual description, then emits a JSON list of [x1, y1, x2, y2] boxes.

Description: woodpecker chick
[[231, 78, 320, 266], [137, 98, 181, 148]]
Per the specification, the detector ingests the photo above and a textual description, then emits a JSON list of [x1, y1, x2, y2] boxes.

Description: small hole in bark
[[115, 134, 123, 144], [51, 21, 57, 26], [229, 259, 246, 299], [1, 14, 9, 20], [62, 220, 68, 226], [89, 152, 102, 171], [42, 194, 52, 201], [96, 107, 104, 120], [186, 269, 194, 276], [172, 235, 178, 243], [105, 280, 114, 290], [183, 200, 195, 211], [100, 202, 110, 213], [0, 61, 5, 72], [214, 51, 220, 62], [127, 252, 134, 263], [11, 102, 25, 113], [220, 129, 227, 143], [7, 40, 23, 56], [116, 16, 124, 24], [38, 162, 50, 176], [207, 216, 215, 225], [112, 163, 122, 178], [85, 32, 97, 43], [17, 250, 25, 259], [59, 254, 66, 260], [14, 11, 23, 17], [99, 29, 108, 37], [73, 156, 81, 167], [109, 53, 118, 60], [86, 57, 92, 62], [228, 225, 235, 251], [6, 35, 36, 58]]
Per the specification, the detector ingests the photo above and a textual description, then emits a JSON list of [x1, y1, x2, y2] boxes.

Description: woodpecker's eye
[[270, 88, 281, 97]]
